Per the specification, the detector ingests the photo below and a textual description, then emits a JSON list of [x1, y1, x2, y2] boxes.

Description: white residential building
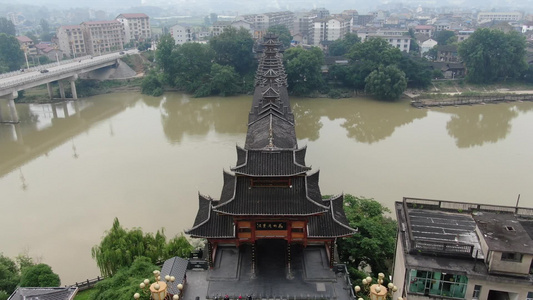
[[420, 38, 437, 56], [357, 29, 411, 52], [170, 24, 192, 45], [115, 13, 151, 44], [237, 11, 295, 33], [57, 25, 87, 58], [477, 11, 523, 23], [308, 16, 351, 47]]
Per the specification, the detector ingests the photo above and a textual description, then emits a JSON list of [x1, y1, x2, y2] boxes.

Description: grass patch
[[74, 288, 97, 300]]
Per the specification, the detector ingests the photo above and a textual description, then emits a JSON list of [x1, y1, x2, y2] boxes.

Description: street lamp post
[[354, 273, 401, 300], [134, 270, 181, 300]]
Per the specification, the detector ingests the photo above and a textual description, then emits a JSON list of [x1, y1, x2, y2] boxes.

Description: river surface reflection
[[1, 92, 532, 283]]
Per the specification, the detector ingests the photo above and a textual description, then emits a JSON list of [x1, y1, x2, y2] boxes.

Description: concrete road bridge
[[0, 50, 136, 123]]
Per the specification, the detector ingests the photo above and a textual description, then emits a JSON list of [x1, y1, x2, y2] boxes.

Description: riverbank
[[15, 78, 142, 104], [404, 80, 533, 108]]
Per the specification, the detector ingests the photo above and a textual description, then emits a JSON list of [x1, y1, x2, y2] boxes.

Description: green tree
[[336, 195, 397, 280], [141, 72, 163, 96], [426, 45, 438, 61], [155, 34, 176, 82], [434, 30, 456, 45], [0, 18, 16, 36], [195, 63, 241, 97], [267, 24, 292, 49], [458, 28, 527, 83], [365, 65, 407, 100], [91, 218, 193, 277], [19, 264, 60, 287], [408, 28, 420, 54], [90, 257, 156, 300], [328, 33, 361, 56], [173, 42, 215, 94], [0, 254, 19, 297], [283, 47, 325, 96], [346, 37, 403, 89], [209, 27, 255, 75], [0, 33, 24, 72], [39, 19, 53, 42], [15, 253, 35, 273], [398, 53, 432, 88]]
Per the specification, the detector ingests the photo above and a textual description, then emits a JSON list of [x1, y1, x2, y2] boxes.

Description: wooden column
[[207, 242, 213, 268], [329, 241, 335, 268]]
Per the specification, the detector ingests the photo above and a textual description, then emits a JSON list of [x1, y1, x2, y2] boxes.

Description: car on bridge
[[40, 69, 49, 73]]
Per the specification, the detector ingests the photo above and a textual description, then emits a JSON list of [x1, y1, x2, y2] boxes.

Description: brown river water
[[1, 92, 532, 284]]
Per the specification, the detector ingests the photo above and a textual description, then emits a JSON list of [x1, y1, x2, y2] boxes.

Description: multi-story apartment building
[[57, 25, 87, 58], [170, 24, 192, 45], [115, 13, 151, 44], [308, 16, 351, 47], [80, 21, 124, 56], [237, 11, 295, 33], [477, 11, 523, 23], [357, 29, 411, 52], [210, 20, 254, 37], [393, 198, 533, 300], [295, 12, 317, 37]]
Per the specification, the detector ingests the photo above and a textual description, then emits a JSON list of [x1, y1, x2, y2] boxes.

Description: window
[[408, 270, 468, 298], [501, 252, 522, 262], [472, 285, 481, 299], [527, 291, 533, 300]]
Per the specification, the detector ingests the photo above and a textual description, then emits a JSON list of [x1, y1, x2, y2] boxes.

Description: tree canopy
[[336, 195, 397, 281], [19, 264, 60, 288], [283, 47, 325, 96], [0, 18, 15, 36], [328, 33, 360, 57], [209, 27, 255, 75], [91, 218, 193, 277], [173, 42, 215, 94], [458, 28, 527, 83], [0, 33, 24, 73], [365, 65, 407, 100], [267, 25, 292, 49], [434, 30, 456, 45], [0, 254, 19, 297], [90, 257, 156, 300]]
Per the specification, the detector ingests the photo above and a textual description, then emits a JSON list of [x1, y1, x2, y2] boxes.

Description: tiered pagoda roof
[[187, 33, 356, 240]]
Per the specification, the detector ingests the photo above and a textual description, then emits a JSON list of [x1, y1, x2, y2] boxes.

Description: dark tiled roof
[[306, 171, 322, 203], [160, 256, 188, 295], [308, 195, 358, 238], [214, 176, 328, 216], [219, 171, 236, 203], [186, 194, 235, 238], [245, 114, 297, 149], [8, 287, 78, 300], [294, 147, 307, 166], [236, 146, 247, 166], [232, 149, 310, 176]]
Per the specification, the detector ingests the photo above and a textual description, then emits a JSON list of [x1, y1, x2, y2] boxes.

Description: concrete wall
[[488, 252, 532, 275]]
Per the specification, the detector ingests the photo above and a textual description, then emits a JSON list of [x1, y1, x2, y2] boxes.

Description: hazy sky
[[2, 0, 532, 16]]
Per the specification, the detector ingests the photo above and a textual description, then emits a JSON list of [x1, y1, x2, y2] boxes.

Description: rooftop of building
[[8, 287, 78, 300], [116, 13, 149, 19], [177, 242, 354, 300], [395, 197, 533, 282], [16, 35, 33, 43]]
